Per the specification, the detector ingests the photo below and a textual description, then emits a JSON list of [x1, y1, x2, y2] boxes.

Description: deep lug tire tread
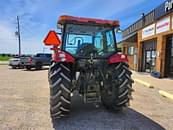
[[48, 62, 71, 119], [101, 62, 134, 111]]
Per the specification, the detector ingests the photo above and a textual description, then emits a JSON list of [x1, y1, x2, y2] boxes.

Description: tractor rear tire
[[48, 62, 71, 119], [101, 62, 134, 111]]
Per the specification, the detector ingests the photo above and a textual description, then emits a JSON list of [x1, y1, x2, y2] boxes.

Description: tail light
[[28, 57, 32, 63]]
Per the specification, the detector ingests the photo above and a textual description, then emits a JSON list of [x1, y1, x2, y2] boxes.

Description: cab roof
[[58, 15, 119, 28]]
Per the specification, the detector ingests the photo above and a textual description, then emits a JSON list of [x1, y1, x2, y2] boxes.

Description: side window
[[46, 54, 51, 58], [106, 31, 115, 51], [128, 46, 134, 55], [94, 33, 103, 52], [36, 54, 41, 57]]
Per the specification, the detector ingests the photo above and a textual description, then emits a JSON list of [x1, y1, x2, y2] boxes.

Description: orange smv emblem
[[43, 30, 61, 46]]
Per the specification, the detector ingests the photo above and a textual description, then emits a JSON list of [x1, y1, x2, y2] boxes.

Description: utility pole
[[43, 47, 47, 54], [16, 16, 21, 56]]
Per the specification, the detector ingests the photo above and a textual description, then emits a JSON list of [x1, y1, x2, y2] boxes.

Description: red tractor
[[44, 15, 134, 119]]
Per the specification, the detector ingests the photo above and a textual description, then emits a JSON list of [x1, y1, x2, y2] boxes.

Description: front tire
[[36, 62, 42, 70], [26, 66, 31, 70], [12, 66, 16, 69], [101, 62, 134, 111], [48, 62, 72, 119]]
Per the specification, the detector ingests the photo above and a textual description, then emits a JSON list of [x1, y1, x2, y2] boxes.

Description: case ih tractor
[[43, 15, 134, 119]]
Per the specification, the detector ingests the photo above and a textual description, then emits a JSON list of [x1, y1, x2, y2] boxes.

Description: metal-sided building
[[122, 0, 173, 78]]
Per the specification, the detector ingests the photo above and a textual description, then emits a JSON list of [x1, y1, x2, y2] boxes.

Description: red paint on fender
[[53, 50, 75, 63], [108, 53, 128, 64]]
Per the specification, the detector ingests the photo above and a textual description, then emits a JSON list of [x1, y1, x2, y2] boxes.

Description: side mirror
[[43, 30, 61, 46], [115, 27, 122, 33]]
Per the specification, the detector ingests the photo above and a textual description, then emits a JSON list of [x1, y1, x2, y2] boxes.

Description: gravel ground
[[0, 65, 173, 130], [0, 61, 9, 65]]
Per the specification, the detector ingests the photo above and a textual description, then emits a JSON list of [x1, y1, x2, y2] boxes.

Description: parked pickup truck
[[20, 53, 52, 70]]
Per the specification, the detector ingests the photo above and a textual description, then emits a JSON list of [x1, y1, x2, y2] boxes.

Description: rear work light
[[121, 55, 126, 59]]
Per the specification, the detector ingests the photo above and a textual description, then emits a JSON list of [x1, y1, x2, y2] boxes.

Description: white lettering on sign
[[156, 16, 170, 34], [165, 0, 173, 12], [142, 24, 155, 39]]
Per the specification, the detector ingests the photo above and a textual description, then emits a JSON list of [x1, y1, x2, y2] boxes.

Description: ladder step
[[84, 93, 101, 103]]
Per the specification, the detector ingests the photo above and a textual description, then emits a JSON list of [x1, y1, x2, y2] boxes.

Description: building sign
[[156, 16, 170, 34], [142, 24, 155, 39], [165, 0, 173, 12], [155, 0, 173, 20]]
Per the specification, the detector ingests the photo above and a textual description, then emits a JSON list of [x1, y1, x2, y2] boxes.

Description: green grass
[[0, 56, 11, 61]]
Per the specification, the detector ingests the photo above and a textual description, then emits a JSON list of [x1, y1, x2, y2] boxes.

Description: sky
[[0, 0, 165, 54]]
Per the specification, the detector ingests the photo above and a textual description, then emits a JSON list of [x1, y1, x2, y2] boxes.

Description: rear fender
[[108, 53, 128, 64], [52, 48, 75, 63]]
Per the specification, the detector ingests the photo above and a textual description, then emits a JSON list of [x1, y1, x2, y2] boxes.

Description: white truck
[[9, 56, 23, 69]]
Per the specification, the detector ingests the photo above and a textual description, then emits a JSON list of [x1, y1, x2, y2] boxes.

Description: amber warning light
[[43, 30, 61, 46]]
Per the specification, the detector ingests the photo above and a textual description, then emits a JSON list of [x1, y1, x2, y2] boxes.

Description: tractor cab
[[43, 16, 133, 119], [57, 16, 120, 58]]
